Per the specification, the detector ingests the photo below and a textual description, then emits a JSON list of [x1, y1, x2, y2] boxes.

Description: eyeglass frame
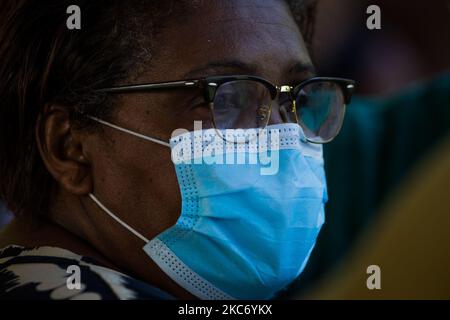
[[93, 75, 356, 144]]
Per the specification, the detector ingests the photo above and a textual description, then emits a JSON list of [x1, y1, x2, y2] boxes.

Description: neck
[[0, 214, 119, 271]]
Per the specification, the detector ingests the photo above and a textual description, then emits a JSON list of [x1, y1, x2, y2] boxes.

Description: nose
[[268, 91, 292, 126], [268, 101, 284, 125]]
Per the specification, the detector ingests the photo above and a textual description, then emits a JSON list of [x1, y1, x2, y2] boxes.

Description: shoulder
[[0, 245, 173, 300]]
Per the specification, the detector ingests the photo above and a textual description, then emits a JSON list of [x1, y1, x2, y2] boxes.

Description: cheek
[[92, 134, 182, 239]]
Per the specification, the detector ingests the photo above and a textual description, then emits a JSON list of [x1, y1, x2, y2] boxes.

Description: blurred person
[[0, 0, 354, 300]]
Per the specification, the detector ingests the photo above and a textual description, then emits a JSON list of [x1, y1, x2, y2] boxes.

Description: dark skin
[[0, 0, 314, 299]]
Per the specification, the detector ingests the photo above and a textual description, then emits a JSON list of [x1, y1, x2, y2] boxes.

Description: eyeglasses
[[95, 75, 355, 144]]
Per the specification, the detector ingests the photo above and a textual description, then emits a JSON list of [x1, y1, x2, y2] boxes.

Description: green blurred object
[[305, 133, 450, 299], [284, 72, 450, 297]]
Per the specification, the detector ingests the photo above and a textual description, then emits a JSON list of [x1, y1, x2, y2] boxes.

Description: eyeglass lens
[[212, 79, 347, 143]]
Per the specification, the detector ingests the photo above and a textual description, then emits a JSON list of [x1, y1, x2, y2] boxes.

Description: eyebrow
[[183, 59, 316, 80], [288, 62, 317, 77], [183, 59, 259, 79]]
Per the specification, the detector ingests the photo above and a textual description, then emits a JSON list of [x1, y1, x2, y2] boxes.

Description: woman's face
[[50, 0, 314, 297]]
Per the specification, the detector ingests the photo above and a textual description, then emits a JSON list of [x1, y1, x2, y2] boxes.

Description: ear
[[36, 105, 92, 195]]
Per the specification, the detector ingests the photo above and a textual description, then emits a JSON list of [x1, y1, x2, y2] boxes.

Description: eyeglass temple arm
[[95, 80, 202, 93]]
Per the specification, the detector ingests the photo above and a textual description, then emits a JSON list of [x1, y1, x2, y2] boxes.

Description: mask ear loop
[[89, 193, 150, 243], [87, 116, 171, 148]]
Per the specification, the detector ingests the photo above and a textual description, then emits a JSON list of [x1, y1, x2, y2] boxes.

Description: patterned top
[[0, 245, 173, 300]]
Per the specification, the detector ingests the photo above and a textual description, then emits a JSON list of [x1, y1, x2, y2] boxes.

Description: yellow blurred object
[[305, 134, 450, 299]]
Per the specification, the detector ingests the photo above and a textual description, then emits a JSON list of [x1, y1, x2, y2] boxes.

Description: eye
[[179, 94, 211, 122], [184, 94, 208, 111], [190, 99, 209, 110], [214, 90, 242, 110]]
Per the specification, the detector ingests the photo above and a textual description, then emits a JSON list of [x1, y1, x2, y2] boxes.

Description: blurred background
[[312, 0, 450, 95], [287, 0, 450, 297], [0, 202, 11, 229], [1, 0, 450, 298]]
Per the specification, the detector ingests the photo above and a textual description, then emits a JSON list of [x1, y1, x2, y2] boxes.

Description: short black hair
[[0, 0, 317, 217]]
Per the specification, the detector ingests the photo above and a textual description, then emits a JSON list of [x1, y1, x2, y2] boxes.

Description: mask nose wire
[[87, 116, 171, 148], [89, 193, 150, 243]]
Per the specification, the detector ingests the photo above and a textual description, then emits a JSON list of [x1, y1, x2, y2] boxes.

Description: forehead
[[146, 0, 313, 83]]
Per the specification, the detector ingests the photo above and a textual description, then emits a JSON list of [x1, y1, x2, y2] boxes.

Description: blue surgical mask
[[88, 118, 327, 300]]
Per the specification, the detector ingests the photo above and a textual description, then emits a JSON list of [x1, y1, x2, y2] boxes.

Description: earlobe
[[36, 105, 93, 196]]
